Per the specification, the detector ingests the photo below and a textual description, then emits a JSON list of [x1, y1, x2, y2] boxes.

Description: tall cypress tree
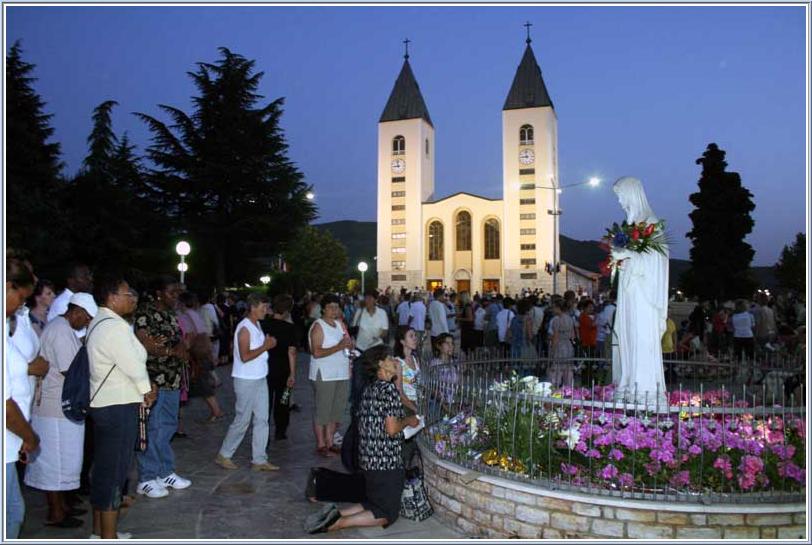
[[5, 41, 66, 270], [683, 143, 756, 301], [137, 47, 316, 290]]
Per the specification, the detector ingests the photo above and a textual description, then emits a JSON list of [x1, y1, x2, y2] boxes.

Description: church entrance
[[482, 279, 500, 295], [426, 279, 443, 292], [456, 280, 470, 294]]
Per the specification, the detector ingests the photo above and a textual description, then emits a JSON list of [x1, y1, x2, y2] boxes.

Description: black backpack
[[61, 318, 115, 422]]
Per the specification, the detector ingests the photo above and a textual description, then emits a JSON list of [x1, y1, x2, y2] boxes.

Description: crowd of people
[[5, 253, 807, 538]]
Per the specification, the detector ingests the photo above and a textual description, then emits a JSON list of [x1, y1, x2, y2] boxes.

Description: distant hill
[[315, 220, 777, 290]]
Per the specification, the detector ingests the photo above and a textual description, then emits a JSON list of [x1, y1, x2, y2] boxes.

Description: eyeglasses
[[115, 289, 139, 299]]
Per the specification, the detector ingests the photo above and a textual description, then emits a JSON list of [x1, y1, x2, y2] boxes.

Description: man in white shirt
[[353, 291, 389, 351], [596, 294, 617, 358], [428, 289, 450, 345], [408, 295, 427, 333], [396, 296, 411, 338], [47, 264, 94, 323], [496, 298, 516, 351]]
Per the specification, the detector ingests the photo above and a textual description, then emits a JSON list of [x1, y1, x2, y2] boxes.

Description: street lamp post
[[175, 241, 191, 284], [357, 261, 368, 294], [537, 177, 600, 295]]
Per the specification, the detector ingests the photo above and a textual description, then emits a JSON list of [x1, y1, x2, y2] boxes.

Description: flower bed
[[426, 372, 805, 501]]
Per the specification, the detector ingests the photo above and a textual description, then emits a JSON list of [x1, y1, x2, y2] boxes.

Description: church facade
[[376, 38, 573, 296]]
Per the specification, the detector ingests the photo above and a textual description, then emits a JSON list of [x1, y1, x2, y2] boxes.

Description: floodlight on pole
[[305, 191, 315, 201], [260, 275, 271, 285], [175, 241, 191, 284], [357, 261, 368, 294]]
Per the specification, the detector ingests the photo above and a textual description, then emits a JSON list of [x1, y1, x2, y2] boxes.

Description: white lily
[[560, 426, 581, 450], [533, 382, 553, 397]]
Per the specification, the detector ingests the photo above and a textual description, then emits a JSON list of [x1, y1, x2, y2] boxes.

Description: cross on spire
[[524, 21, 533, 44], [403, 38, 411, 60]]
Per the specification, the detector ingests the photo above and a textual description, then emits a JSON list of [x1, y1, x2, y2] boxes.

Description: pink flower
[[713, 456, 733, 480], [600, 464, 619, 480], [669, 470, 691, 488], [609, 448, 624, 461], [560, 463, 579, 476], [618, 473, 634, 487]]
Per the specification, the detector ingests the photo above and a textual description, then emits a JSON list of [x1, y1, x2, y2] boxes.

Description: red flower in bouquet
[[631, 227, 640, 241], [643, 223, 656, 237]]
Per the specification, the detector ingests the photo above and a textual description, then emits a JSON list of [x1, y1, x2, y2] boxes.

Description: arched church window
[[428, 221, 444, 261], [519, 124, 534, 145], [484, 219, 500, 259], [456, 211, 472, 251], [393, 135, 406, 155]]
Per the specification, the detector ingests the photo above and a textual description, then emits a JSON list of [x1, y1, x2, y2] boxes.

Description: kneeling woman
[[307, 345, 419, 533]]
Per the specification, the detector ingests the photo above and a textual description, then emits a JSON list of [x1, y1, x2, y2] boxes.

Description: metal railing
[[417, 356, 806, 504]]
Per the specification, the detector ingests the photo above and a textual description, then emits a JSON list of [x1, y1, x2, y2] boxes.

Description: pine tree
[[5, 41, 67, 271], [136, 47, 316, 289], [774, 232, 805, 294], [683, 143, 756, 301]]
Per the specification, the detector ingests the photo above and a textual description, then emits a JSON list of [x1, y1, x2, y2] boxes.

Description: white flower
[[465, 416, 479, 439], [560, 426, 581, 450], [534, 382, 553, 396]]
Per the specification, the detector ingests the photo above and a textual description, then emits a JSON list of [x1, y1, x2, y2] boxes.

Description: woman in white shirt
[[308, 294, 352, 458], [216, 293, 278, 471]]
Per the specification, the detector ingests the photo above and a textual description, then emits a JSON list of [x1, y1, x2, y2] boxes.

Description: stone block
[[486, 498, 516, 516], [591, 519, 625, 538], [516, 505, 551, 525], [675, 527, 722, 539], [505, 488, 537, 505], [445, 497, 462, 514], [461, 505, 474, 519], [761, 528, 777, 539], [542, 528, 564, 539], [602, 506, 615, 519], [707, 514, 744, 526], [483, 527, 507, 539], [504, 518, 541, 539], [490, 515, 505, 531], [689, 514, 707, 526], [471, 508, 491, 526], [794, 513, 806, 525], [777, 526, 806, 539], [626, 523, 673, 539], [747, 514, 792, 526], [614, 508, 656, 522], [469, 480, 492, 494], [536, 496, 573, 512], [550, 512, 591, 534], [456, 516, 479, 537], [490, 486, 506, 498], [572, 502, 602, 517], [723, 527, 761, 539], [657, 512, 690, 525]]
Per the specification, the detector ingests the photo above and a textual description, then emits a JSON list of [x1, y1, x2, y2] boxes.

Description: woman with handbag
[[305, 345, 419, 534]]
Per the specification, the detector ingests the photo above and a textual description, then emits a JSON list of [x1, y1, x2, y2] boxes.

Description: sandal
[[316, 447, 336, 458], [328, 445, 341, 454], [206, 414, 225, 423]]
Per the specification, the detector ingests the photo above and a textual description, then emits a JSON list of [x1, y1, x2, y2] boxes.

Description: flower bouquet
[[599, 219, 667, 278]]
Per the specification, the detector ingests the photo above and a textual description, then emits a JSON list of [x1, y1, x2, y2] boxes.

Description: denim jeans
[[6, 462, 24, 538], [137, 389, 180, 482]]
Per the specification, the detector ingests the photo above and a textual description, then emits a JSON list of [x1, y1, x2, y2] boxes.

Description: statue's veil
[[612, 176, 657, 224]]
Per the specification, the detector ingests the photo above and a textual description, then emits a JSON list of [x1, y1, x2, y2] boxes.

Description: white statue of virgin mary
[[611, 177, 669, 406]]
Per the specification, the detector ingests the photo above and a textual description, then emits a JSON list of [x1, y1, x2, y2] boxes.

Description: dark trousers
[[267, 373, 290, 438], [89, 403, 139, 511], [733, 337, 755, 361]]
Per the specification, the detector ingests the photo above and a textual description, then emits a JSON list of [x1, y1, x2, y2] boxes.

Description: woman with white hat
[[25, 292, 98, 528]]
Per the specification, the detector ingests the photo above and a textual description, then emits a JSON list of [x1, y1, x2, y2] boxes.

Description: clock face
[[519, 149, 535, 165], [391, 158, 406, 174]]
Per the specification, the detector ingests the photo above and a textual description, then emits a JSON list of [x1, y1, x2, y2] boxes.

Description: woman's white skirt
[[24, 414, 85, 491]]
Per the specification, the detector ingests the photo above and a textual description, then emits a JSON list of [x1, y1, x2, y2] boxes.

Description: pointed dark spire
[[503, 39, 554, 111], [380, 52, 433, 126]]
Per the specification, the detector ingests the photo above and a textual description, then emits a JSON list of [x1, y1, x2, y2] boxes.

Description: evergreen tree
[[683, 143, 756, 301], [136, 47, 316, 289], [774, 232, 805, 294], [284, 226, 348, 294], [64, 101, 171, 279], [5, 42, 67, 272]]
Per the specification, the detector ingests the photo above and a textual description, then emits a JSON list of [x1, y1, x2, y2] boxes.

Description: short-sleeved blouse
[[357, 380, 404, 471]]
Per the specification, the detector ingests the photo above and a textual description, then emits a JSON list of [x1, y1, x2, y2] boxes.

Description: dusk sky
[[6, 5, 807, 266]]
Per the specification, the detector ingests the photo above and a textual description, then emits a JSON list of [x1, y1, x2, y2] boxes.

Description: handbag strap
[[87, 317, 117, 403]]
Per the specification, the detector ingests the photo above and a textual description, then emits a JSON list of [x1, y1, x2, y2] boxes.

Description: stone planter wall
[[421, 447, 806, 539]]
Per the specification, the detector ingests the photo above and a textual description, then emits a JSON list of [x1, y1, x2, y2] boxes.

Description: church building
[[376, 34, 593, 296]]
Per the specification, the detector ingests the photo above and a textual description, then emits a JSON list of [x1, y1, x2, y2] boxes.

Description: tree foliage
[[682, 143, 756, 300], [5, 41, 68, 274], [774, 232, 805, 294], [137, 47, 316, 289], [285, 226, 348, 294]]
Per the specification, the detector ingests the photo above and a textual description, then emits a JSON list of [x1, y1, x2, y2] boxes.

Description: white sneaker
[[136, 479, 169, 498], [332, 432, 343, 446], [90, 531, 132, 539], [161, 472, 191, 490]]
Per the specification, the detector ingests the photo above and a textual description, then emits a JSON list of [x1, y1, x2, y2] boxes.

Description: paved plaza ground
[[20, 354, 461, 540]]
